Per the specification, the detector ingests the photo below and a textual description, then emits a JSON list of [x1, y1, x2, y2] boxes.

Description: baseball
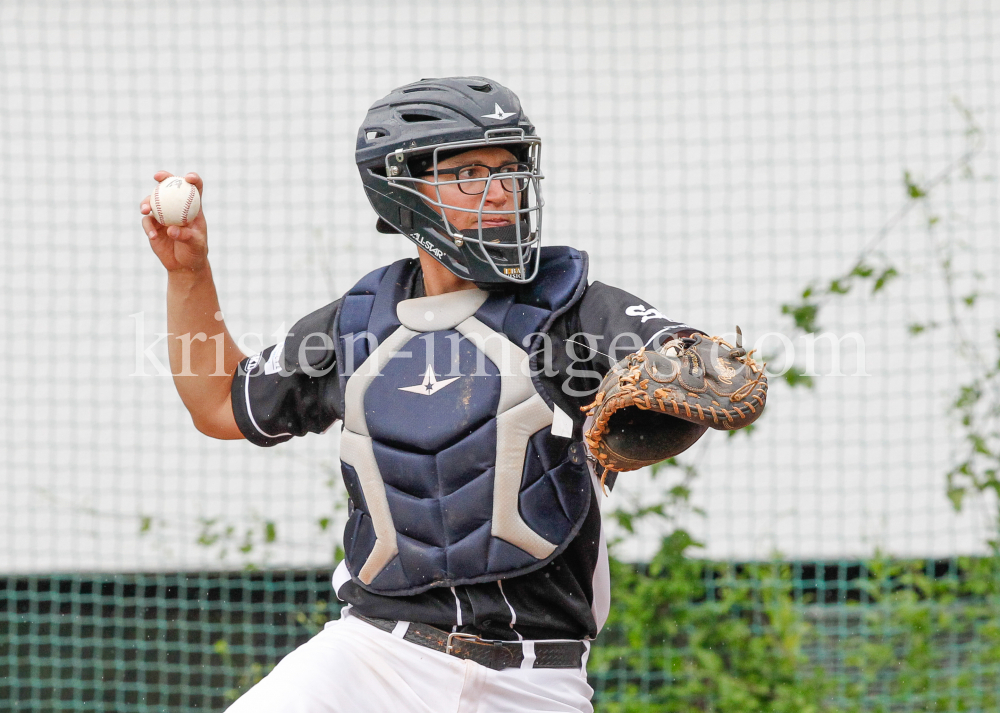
[[149, 176, 201, 226]]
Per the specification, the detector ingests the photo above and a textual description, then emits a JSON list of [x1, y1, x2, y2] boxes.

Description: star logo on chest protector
[[397, 364, 462, 396]]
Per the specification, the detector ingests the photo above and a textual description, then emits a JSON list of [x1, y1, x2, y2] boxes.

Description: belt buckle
[[445, 632, 481, 656]]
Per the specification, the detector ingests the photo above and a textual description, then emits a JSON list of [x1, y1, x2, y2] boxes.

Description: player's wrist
[[166, 260, 213, 285]]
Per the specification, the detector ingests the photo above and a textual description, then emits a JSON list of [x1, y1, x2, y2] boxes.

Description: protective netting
[[2, 1, 999, 710]]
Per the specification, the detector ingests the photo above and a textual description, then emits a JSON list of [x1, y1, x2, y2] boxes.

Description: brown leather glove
[[583, 329, 768, 473]]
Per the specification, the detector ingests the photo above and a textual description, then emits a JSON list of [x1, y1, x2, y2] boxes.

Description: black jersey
[[232, 266, 698, 641]]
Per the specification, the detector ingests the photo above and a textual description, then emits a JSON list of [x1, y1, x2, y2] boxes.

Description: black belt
[[353, 614, 587, 671]]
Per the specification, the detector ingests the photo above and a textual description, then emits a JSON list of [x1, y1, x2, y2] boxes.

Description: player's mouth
[[481, 217, 514, 228]]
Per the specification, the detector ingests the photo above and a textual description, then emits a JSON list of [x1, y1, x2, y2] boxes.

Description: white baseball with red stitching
[[149, 176, 201, 226]]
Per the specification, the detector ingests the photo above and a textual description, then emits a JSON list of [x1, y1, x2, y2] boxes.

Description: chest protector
[[333, 247, 591, 596]]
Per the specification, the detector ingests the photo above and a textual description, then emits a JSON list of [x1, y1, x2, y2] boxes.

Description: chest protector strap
[[333, 247, 591, 596]]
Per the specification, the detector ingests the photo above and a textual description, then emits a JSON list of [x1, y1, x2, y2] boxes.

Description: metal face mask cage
[[374, 128, 544, 285]]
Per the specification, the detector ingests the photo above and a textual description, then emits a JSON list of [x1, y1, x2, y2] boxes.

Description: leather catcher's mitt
[[583, 328, 767, 473]]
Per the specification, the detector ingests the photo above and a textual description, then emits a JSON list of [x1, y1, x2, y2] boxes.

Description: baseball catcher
[[139, 76, 765, 713]]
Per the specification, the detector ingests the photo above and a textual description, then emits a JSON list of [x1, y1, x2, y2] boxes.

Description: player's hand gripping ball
[[583, 328, 768, 474], [148, 176, 201, 226]]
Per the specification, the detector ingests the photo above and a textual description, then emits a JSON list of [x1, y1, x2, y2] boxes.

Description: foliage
[[195, 514, 278, 569], [592, 534, 1000, 712], [213, 599, 332, 702], [592, 100, 1000, 710], [171, 458, 347, 570], [213, 638, 274, 703], [776, 98, 1000, 542], [780, 98, 984, 337], [946, 329, 1000, 547], [592, 532, 832, 713], [295, 599, 333, 636]]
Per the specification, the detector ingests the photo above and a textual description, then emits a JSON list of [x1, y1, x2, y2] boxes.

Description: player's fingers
[[188, 205, 207, 231], [142, 215, 163, 239], [140, 195, 152, 214], [166, 225, 200, 244], [179, 230, 204, 248], [153, 170, 174, 182], [184, 172, 204, 195]]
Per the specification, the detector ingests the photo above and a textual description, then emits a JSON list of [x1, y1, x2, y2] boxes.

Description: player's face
[[416, 147, 520, 233]]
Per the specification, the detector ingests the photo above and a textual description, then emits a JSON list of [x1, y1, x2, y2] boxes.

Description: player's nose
[[484, 175, 508, 203]]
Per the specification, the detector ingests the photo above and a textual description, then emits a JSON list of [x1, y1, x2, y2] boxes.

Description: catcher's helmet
[[356, 77, 543, 287]]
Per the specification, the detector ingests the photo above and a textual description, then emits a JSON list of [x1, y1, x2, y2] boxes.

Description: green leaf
[[783, 367, 815, 389], [828, 279, 850, 295], [851, 262, 874, 278], [781, 302, 819, 333], [213, 639, 230, 655], [963, 293, 978, 307], [668, 485, 692, 501], [954, 384, 982, 410], [872, 267, 899, 293], [969, 433, 993, 456], [139, 515, 152, 534], [904, 170, 926, 199], [908, 323, 926, 335], [264, 521, 277, 543], [946, 485, 966, 512], [239, 529, 253, 554], [317, 517, 331, 531], [613, 509, 635, 535]]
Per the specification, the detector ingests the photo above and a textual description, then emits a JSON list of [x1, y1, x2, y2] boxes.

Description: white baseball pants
[[225, 612, 594, 713]]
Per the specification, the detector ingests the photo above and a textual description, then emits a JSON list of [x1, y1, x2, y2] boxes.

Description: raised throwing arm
[[140, 171, 245, 440]]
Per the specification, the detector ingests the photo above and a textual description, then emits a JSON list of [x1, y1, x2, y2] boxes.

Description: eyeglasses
[[421, 162, 531, 195]]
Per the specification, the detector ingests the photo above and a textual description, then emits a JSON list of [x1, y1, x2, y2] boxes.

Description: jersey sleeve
[[542, 281, 704, 417], [231, 300, 343, 447], [575, 281, 702, 365]]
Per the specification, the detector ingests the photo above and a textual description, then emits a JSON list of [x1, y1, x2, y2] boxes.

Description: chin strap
[[459, 220, 537, 286], [458, 220, 533, 246]]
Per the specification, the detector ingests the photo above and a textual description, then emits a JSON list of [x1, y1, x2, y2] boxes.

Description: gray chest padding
[[339, 285, 591, 596]]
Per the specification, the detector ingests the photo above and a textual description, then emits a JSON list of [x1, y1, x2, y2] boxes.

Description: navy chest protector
[[333, 247, 592, 596]]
